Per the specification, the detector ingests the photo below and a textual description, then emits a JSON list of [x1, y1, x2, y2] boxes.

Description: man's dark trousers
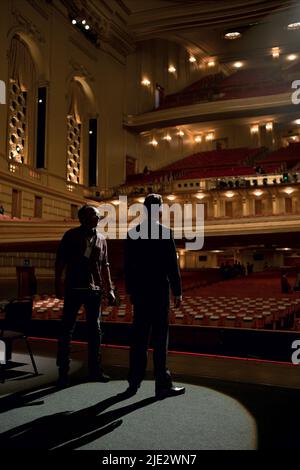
[[57, 289, 102, 375], [128, 299, 172, 389]]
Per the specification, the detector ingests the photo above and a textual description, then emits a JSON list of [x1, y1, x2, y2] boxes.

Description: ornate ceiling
[[57, 0, 300, 61]]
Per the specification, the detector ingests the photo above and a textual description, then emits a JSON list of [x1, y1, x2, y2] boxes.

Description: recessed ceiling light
[[72, 19, 77, 25], [82, 19, 86, 25], [85, 25, 90, 30], [233, 61, 243, 68], [287, 22, 300, 30], [224, 31, 241, 40]]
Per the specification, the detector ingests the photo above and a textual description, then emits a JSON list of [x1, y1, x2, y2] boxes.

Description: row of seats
[[125, 144, 300, 189], [180, 166, 256, 180], [125, 148, 264, 186], [159, 66, 289, 109], [260, 143, 300, 168], [161, 148, 261, 171], [25, 294, 300, 331]]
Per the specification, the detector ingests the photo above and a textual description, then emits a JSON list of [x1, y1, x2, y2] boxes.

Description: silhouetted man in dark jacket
[[55, 205, 115, 387], [124, 194, 185, 399]]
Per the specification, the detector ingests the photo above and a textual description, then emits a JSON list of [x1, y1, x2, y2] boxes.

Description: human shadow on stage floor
[[0, 383, 60, 413], [0, 392, 157, 449]]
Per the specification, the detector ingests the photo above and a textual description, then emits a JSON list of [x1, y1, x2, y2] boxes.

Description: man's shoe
[[56, 374, 70, 389], [88, 372, 111, 383], [122, 384, 139, 397], [155, 386, 185, 400]]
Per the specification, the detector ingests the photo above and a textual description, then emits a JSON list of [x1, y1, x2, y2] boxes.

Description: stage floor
[[1, 340, 300, 449]]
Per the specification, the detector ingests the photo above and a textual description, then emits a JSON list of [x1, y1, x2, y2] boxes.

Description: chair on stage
[[0, 298, 38, 382]]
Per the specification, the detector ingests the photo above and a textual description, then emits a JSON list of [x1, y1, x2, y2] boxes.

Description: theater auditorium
[[1, 0, 300, 451]]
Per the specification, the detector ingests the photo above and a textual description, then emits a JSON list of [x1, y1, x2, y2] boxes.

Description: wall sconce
[[189, 56, 196, 63], [195, 192, 206, 199], [141, 78, 151, 86], [150, 138, 158, 146], [67, 184, 74, 192], [206, 132, 215, 141], [271, 47, 280, 58], [177, 130, 184, 136], [283, 187, 294, 195], [266, 122, 273, 131], [163, 134, 172, 141], [250, 124, 259, 134], [168, 65, 176, 73], [194, 135, 202, 143], [253, 190, 263, 197], [167, 195, 176, 201], [225, 191, 234, 198]]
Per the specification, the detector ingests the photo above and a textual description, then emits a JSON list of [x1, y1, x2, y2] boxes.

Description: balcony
[[124, 92, 292, 132]]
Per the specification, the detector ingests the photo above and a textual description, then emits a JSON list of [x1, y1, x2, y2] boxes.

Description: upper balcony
[[124, 67, 295, 132]]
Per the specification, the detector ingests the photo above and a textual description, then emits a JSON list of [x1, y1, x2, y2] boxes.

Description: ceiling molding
[[126, 0, 298, 39], [69, 58, 95, 81], [59, 0, 135, 56], [26, 0, 50, 19], [10, 7, 46, 44]]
